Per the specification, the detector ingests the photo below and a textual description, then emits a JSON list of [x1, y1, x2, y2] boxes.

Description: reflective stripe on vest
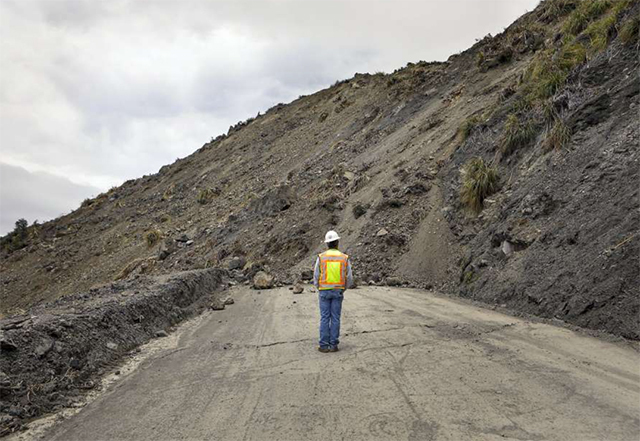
[[318, 249, 348, 290]]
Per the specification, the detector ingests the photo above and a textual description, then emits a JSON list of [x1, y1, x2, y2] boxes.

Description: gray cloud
[[0, 163, 100, 234], [0, 0, 539, 234]]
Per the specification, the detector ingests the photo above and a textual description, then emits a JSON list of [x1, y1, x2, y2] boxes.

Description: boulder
[[35, 339, 54, 358], [293, 284, 304, 294], [228, 256, 246, 270], [376, 228, 389, 237], [253, 271, 275, 290], [300, 269, 314, 281], [386, 277, 402, 287], [211, 301, 225, 311]]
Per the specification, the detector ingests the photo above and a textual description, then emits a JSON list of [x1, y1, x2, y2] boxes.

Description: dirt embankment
[[0, 268, 228, 435]]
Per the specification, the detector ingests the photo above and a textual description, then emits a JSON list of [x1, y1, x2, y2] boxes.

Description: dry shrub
[[544, 119, 572, 150], [197, 188, 217, 205], [145, 229, 162, 248], [620, 14, 639, 45], [501, 114, 537, 155]]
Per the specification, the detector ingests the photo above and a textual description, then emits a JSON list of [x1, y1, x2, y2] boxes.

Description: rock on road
[[38, 286, 640, 440]]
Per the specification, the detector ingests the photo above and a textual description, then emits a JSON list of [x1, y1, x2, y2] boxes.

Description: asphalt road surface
[[37, 286, 640, 441]]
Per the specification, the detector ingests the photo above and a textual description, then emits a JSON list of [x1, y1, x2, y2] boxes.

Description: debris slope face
[[1, 0, 638, 338]]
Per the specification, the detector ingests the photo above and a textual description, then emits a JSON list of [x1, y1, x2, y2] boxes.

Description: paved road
[[41, 286, 639, 441]]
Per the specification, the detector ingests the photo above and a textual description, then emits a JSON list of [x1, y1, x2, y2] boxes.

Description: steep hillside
[[1, 0, 638, 338]]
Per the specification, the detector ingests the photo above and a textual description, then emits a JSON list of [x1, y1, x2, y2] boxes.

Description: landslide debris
[[0, 269, 227, 434], [1, 0, 638, 341]]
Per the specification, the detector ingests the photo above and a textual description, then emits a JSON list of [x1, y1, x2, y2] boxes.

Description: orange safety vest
[[318, 249, 349, 290]]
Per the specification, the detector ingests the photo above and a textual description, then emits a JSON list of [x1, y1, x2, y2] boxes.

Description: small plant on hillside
[[620, 15, 640, 44], [460, 158, 500, 214], [197, 188, 217, 205], [459, 115, 482, 141], [476, 51, 485, 67], [162, 183, 175, 201], [540, 100, 557, 125], [544, 119, 572, 150], [145, 229, 162, 248], [352, 203, 370, 219], [501, 114, 537, 155]]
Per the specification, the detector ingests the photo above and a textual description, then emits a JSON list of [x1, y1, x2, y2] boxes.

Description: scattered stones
[[223, 297, 235, 305], [293, 284, 304, 294], [253, 271, 275, 289]]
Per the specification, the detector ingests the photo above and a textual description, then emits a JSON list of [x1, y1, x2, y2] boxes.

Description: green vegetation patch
[[562, 0, 612, 36], [620, 14, 640, 44], [460, 157, 500, 214], [1, 219, 30, 253]]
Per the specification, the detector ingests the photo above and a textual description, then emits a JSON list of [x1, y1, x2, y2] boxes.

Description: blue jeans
[[319, 289, 344, 349]]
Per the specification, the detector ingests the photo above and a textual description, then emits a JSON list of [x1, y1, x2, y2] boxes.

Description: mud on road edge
[[0, 268, 229, 436]]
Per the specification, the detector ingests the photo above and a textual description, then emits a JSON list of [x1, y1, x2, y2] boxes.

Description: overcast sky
[[0, 0, 539, 235]]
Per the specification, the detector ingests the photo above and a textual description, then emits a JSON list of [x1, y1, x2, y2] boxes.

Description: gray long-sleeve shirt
[[313, 252, 354, 290]]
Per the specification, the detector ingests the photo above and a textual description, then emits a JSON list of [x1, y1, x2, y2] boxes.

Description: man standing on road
[[313, 230, 353, 353]]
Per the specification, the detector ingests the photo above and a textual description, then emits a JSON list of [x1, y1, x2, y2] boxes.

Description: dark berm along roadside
[[0, 0, 639, 433]]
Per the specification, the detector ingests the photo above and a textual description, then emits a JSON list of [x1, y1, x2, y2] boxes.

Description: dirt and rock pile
[[0, 269, 228, 434]]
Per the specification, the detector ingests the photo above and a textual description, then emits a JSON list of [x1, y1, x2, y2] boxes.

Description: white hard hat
[[324, 230, 340, 243]]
